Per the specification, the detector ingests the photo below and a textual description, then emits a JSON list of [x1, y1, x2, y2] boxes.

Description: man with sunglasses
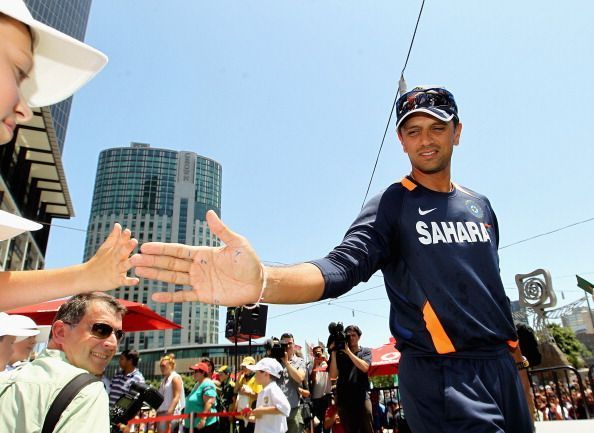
[[0, 292, 126, 432], [132, 86, 532, 433]]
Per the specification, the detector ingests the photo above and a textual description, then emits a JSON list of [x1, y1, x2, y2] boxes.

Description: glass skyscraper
[[24, 0, 93, 152], [84, 143, 223, 350]]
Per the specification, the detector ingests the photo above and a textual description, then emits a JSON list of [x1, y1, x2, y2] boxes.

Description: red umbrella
[[369, 338, 401, 377], [6, 298, 182, 332]]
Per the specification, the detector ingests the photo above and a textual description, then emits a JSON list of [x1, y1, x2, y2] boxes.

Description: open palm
[[131, 210, 263, 306]]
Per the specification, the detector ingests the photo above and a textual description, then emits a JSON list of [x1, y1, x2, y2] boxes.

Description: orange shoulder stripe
[[401, 177, 416, 191]]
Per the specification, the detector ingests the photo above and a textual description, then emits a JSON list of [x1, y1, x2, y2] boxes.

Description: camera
[[327, 322, 346, 351], [266, 337, 287, 362], [110, 382, 163, 432]]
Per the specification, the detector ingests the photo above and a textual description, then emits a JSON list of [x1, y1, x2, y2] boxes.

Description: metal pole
[[585, 293, 594, 333]]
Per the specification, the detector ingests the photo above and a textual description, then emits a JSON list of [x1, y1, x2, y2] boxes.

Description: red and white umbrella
[[369, 338, 401, 377], [7, 298, 181, 332]]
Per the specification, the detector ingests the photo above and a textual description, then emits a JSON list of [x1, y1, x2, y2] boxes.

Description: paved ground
[[535, 419, 594, 432]]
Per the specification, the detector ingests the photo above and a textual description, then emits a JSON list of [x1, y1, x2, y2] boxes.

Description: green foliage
[[181, 373, 197, 395], [146, 378, 161, 390], [547, 323, 592, 368], [145, 374, 196, 396]]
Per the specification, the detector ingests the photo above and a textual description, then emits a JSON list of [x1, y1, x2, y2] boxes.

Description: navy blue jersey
[[310, 176, 517, 355]]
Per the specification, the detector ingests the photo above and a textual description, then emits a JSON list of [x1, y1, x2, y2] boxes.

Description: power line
[[360, 0, 426, 209], [267, 283, 386, 320], [330, 303, 389, 319], [499, 217, 594, 249]]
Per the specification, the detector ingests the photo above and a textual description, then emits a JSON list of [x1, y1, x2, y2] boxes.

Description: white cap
[[246, 357, 283, 378], [0, 0, 108, 107], [0, 313, 39, 341], [0, 210, 42, 241]]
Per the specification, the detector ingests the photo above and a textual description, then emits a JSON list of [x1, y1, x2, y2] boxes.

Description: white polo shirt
[[255, 380, 291, 433]]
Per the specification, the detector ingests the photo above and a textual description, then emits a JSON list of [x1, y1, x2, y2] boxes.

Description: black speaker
[[225, 305, 268, 342]]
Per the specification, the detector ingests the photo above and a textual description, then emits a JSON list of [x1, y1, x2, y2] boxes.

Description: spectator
[[185, 362, 218, 433], [324, 387, 345, 433], [369, 390, 385, 433], [201, 357, 216, 379], [279, 332, 307, 433], [235, 356, 262, 433], [156, 353, 185, 433], [384, 399, 398, 430], [545, 394, 570, 420], [309, 345, 331, 433], [7, 316, 49, 371], [0, 292, 125, 432], [216, 365, 236, 433], [0, 313, 39, 373], [247, 357, 291, 433], [329, 325, 372, 433], [108, 350, 145, 407]]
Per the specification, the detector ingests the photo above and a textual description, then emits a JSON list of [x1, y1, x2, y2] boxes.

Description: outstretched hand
[[84, 223, 139, 291], [130, 210, 263, 306]]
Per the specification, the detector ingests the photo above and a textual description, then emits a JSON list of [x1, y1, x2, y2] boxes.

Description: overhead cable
[[361, 0, 426, 209]]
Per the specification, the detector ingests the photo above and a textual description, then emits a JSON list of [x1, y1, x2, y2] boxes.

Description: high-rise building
[[0, 1, 94, 271], [24, 0, 93, 152], [561, 306, 594, 335], [84, 143, 223, 350]]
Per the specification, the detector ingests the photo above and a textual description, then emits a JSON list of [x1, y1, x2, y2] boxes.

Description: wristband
[[244, 264, 267, 310]]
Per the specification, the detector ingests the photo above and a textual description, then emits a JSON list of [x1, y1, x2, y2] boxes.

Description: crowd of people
[[133, 326, 411, 433], [1, 297, 410, 433], [532, 380, 594, 421]]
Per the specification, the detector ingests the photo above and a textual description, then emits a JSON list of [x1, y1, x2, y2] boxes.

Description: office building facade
[[84, 143, 222, 350]]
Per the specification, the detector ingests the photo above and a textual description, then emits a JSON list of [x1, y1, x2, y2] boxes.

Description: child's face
[[0, 14, 33, 145], [255, 370, 270, 385]]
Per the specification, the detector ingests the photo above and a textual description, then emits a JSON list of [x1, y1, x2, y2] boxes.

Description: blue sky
[[45, 1, 594, 349]]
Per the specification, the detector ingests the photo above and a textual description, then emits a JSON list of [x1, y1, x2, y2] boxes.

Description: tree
[[547, 323, 592, 368]]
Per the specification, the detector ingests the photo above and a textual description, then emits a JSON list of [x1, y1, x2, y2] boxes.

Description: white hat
[[0, 210, 42, 241], [246, 357, 283, 378], [0, 0, 108, 107], [0, 313, 39, 341], [7, 315, 45, 343]]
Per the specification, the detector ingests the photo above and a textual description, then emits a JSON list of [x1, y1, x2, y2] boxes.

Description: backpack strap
[[42, 372, 99, 433]]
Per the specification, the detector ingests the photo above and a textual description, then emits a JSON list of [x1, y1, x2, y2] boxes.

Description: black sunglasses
[[64, 321, 125, 342], [396, 88, 458, 118]]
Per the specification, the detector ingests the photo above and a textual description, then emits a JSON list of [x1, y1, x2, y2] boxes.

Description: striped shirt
[[108, 368, 145, 406]]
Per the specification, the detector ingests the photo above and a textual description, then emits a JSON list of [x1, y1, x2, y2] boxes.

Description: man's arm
[[0, 224, 138, 311], [329, 351, 338, 380], [131, 210, 324, 306], [132, 189, 392, 307], [284, 354, 305, 384], [342, 346, 370, 374]]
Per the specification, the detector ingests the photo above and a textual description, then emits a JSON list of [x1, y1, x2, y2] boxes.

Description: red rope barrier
[[127, 408, 251, 425]]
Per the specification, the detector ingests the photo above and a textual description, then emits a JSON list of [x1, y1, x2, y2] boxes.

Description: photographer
[[328, 325, 373, 433], [277, 333, 306, 433]]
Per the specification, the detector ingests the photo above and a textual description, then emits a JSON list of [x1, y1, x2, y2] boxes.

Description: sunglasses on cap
[[64, 321, 125, 342], [396, 87, 458, 121]]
